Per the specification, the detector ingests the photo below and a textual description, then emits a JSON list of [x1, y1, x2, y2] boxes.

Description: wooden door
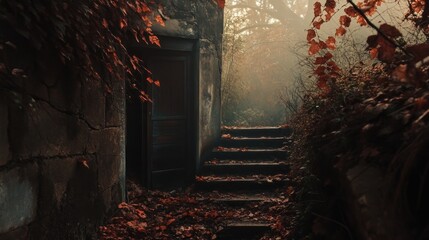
[[143, 48, 195, 189]]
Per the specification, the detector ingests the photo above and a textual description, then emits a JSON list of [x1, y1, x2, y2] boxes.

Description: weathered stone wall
[[152, 0, 223, 167], [0, 46, 126, 239]]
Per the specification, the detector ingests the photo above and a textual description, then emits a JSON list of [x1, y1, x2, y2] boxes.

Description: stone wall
[[152, 0, 223, 167], [0, 45, 126, 239]]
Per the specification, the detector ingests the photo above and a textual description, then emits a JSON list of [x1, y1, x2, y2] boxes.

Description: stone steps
[[195, 178, 290, 192], [217, 222, 272, 240], [212, 149, 288, 160], [222, 126, 292, 138], [220, 137, 291, 148], [201, 162, 290, 175], [195, 126, 292, 239]]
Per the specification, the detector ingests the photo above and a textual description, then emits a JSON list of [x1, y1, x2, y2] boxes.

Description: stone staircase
[[195, 126, 293, 239]]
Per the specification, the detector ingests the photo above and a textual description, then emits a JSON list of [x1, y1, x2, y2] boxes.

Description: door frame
[[127, 36, 199, 188]]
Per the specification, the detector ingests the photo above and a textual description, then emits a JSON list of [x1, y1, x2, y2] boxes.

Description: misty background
[[220, 0, 422, 127]]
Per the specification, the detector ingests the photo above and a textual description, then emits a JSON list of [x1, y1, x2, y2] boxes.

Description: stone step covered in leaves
[[194, 126, 293, 238], [221, 126, 292, 138], [201, 161, 290, 175], [194, 177, 290, 192], [217, 222, 272, 240], [220, 136, 292, 148], [212, 148, 288, 160]]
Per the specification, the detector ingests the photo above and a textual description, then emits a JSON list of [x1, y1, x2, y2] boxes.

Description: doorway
[[126, 37, 197, 189]]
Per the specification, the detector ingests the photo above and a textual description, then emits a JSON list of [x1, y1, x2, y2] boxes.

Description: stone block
[[8, 102, 90, 158], [98, 154, 121, 190], [48, 73, 81, 114], [0, 163, 38, 234], [39, 157, 77, 214], [105, 80, 125, 127], [82, 79, 105, 129], [88, 128, 122, 156], [0, 100, 10, 166]]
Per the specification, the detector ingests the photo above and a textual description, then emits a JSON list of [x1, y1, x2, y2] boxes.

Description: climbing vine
[[0, 0, 165, 103]]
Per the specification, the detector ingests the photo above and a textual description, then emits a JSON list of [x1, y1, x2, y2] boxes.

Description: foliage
[[307, 0, 429, 92]]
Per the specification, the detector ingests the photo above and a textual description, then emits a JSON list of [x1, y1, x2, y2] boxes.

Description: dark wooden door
[[143, 48, 195, 188]]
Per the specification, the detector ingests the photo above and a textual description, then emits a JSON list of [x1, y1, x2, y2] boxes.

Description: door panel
[[143, 50, 194, 189]]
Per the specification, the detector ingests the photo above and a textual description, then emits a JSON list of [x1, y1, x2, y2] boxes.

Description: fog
[[221, 0, 419, 127]]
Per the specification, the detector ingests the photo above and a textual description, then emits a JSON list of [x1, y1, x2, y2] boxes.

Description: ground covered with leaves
[[98, 179, 303, 239]]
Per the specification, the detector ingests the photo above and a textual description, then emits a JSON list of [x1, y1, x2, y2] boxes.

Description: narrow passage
[[100, 126, 295, 239]]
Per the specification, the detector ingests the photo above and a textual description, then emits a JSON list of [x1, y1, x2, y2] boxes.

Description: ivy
[[0, 0, 163, 103]]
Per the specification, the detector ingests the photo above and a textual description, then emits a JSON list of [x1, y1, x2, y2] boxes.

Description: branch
[[347, 0, 411, 58]]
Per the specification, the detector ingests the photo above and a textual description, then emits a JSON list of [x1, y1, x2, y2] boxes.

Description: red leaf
[[315, 65, 326, 75], [379, 23, 402, 38], [307, 29, 316, 42], [357, 15, 367, 26], [366, 35, 378, 49], [102, 18, 109, 28], [335, 26, 347, 36], [120, 19, 127, 29], [326, 36, 336, 50], [369, 48, 378, 59], [216, 0, 225, 9], [155, 15, 165, 27], [315, 56, 328, 64], [339, 15, 351, 27], [149, 35, 161, 47], [309, 40, 321, 55], [154, 80, 161, 87], [313, 18, 324, 29], [325, 0, 336, 10], [344, 6, 357, 17], [314, 2, 322, 16], [318, 40, 327, 49]]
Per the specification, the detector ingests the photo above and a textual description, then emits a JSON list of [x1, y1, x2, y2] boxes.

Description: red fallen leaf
[[339, 15, 351, 27], [335, 26, 346, 36], [221, 134, 232, 139], [314, 2, 322, 16], [154, 80, 161, 87], [307, 29, 316, 42], [326, 36, 336, 50], [118, 202, 128, 209], [166, 218, 176, 225], [379, 23, 402, 38], [127, 220, 147, 233]]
